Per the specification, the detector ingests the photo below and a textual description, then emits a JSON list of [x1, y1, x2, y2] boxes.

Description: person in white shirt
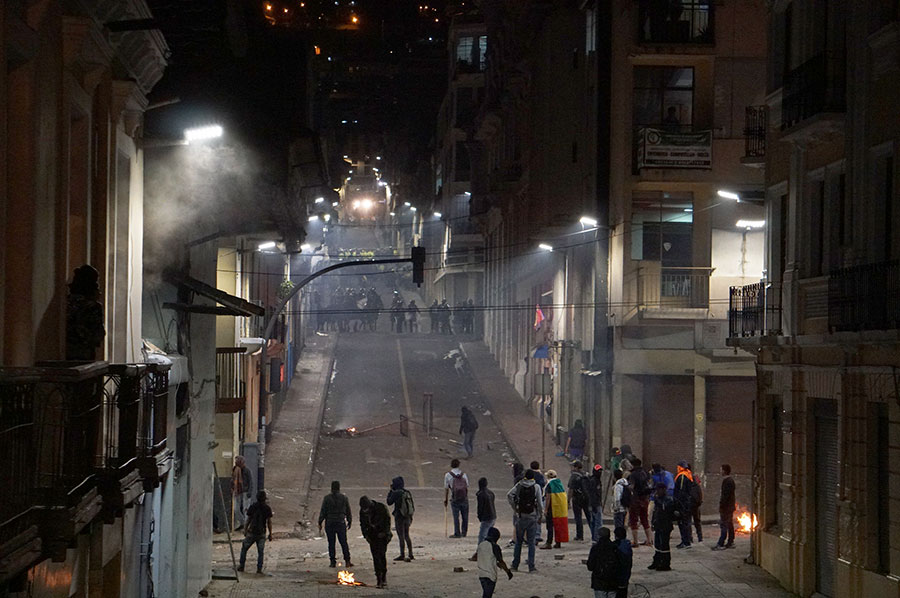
[[612, 468, 630, 531], [476, 527, 513, 597]]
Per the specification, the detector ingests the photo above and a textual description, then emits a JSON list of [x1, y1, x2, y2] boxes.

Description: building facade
[[729, 1, 900, 596]]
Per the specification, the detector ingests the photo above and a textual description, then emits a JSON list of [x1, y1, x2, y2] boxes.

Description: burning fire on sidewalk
[[735, 505, 758, 533], [337, 570, 362, 586], [327, 426, 358, 438]]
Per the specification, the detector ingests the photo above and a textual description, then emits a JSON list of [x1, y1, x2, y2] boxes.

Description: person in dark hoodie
[[587, 527, 620, 597], [386, 476, 414, 561], [318, 481, 353, 568], [613, 526, 633, 598], [460, 406, 479, 458], [470, 477, 497, 561], [359, 495, 392, 588]]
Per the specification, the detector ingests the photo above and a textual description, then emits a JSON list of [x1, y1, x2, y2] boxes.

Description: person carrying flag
[[540, 470, 569, 549]]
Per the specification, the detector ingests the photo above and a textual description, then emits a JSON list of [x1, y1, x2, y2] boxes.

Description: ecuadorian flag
[[546, 478, 569, 543]]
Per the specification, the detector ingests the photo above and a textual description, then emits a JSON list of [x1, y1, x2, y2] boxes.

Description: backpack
[[398, 490, 415, 518], [571, 473, 587, 505], [450, 472, 468, 502], [631, 469, 652, 497], [516, 483, 537, 514], [690, 477, 703, 506], [589, 544, 620, 587], [619, 483, 633, 509]]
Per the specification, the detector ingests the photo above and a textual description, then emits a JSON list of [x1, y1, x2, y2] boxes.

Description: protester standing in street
[[613, 526, 633, 598], [529, 461, 547, 544], [359, 496, 392, 588], [318, 480, 353, 568], [673, 461, 695, 549], [444, 458, 470, 538], [586, 527, 620, 597], [588, 464, 604, 541], [568, 461, 592, 541], [460, 406, 479, 458], [507, 469, 543, 572], [689, 464, 704, 542], [476, 527, 513, 597], [238, 491, 273, 574], [564, 419, 588, 462], [648, 483, 676, 571], [541, 470, 568, 549], [386, 476, 414, 561], [231, 455, 252, 530], [712, 464, 736, 550], [470, 477, 497, 561], [612, 469, 630, 531], [628, 459, 653, 547]]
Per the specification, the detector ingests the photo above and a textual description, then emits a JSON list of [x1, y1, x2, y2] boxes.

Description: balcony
[[727, 281, 783, 339], [216, 347, 248, 414], [625, 264, 714, 320], [135, 363, 172, 491], [742, 106, 767, 167], [781, 53, 846, 134], [638, 1, 714, 45], [829, 260, 900, 332]]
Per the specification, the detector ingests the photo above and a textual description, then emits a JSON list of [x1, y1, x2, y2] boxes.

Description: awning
[[533, 344, 550, 359], [164, 271, 265, 317]]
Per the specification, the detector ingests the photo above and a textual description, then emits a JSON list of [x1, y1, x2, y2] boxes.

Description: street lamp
[[184, 125, 223, 144], [579, 216, 598, 227], [736, 219, 765, 229], [717, 189, 741, 201], [434, 212, 442, 218], [308, 215, 318, 222], [314, 197, 324, 204], [257, 241, 276, 251], [538, 243, 554, 252]]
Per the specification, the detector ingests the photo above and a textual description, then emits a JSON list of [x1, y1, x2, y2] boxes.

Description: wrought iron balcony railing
[[728, 281, 783, 338], [829, 260, 900, 332], [781, 53, 846, 130], [638, 1, 714, 44], [744, 105, 767, 158]]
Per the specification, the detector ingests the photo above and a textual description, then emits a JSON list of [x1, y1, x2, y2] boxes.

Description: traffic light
[[411, 246, 425, 285]]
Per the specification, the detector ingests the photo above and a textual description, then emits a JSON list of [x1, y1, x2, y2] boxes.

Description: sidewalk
[[460, 341, 573, 476], [263, 332, 336, 537]]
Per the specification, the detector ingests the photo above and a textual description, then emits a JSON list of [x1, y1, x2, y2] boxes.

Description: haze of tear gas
[[143, 141, 263, 284]]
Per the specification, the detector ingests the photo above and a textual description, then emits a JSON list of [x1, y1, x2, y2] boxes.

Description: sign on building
[[636, 128, 712, 169]]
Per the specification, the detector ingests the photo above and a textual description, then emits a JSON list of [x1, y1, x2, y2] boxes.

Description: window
[[631, 191, 693, 266], [456, 35, 486, 73], [869, 402, 890, 573], [638, 1, 713, 44], [455, 141, 470, 182], [585, 7, 596, 54], [455, 87, 475, 127], [633, 67, 694, 131], [809, 178, 825, 276]]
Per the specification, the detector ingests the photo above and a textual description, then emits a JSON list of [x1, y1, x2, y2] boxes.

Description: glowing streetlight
[[579, 216, 598, 227], [258, 241, 276, 251], [184, 125, 223, 144], [308, 215, 318, 222], [314, 197, 324, 204], [717, 190, 741, 201], [300, 243, 312, 251], [736, 220, 765, 229], [538, 243, 554, 252], [389, 211, 396, 216], [410, 206, 417, 212], [323, 214, 331, 222], [434, 212, 442, 218], [404, 202, 411, 207]]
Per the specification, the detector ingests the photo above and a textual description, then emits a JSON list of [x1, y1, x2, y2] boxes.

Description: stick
[[213, 461, 240, 580], [444, 503, 449, 538]]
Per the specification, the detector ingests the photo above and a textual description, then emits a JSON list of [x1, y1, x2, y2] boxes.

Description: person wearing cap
[[476, 527, 513, 597], [648, 483, 676, 571], [588, 464, 604, 541]]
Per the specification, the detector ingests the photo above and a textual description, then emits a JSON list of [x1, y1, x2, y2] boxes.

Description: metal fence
[[638, 1, 714, 44], [728, 281, 783, 338], [744, 105, 767, 158]]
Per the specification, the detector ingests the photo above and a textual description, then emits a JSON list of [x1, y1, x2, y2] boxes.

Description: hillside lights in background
[[737, 220, 765, 230], [184, 125, 223, 144]]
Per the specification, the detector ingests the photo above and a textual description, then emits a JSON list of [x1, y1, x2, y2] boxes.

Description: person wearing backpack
[[238, 491, 273, 574], [564, 419, 588, 461], [673, 461, 695, 549], [444, 458, 470, 538], [612, 469, 631, 531], [586, 527, 621, 597], [567, 461, 592, 541], [386, 476, 414, 561], [628, 459, 653, 548], [506, 469, 544, 572]]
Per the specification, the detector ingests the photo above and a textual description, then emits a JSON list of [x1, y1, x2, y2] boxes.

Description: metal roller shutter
[[814, 399, 838, 597]]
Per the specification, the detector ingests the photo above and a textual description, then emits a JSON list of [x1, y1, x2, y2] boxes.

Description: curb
[[458, 341, 524, 466], [300, 342, 336, 512]]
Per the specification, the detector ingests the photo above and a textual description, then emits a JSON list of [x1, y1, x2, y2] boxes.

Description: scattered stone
[[554, 554, 565, 560], [199, 590, 209, 597], [453, 566, 465, 573], [581, 559, 588, 565]]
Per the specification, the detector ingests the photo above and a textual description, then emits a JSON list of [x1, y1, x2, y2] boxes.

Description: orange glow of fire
[[347, 427, 357, 434], [736, 506, 758, 533], [337, 570, 362, 585]]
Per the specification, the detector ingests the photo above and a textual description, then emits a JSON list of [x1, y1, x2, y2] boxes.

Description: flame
[[337, 570, 362, 585], [735, 505, 758, 533], [347, 427, 357, 434]]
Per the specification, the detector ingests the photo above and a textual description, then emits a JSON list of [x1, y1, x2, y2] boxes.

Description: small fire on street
[[327, 426, 358, 438], [337, 570, 363, 586], [735, 505, 759, 533]]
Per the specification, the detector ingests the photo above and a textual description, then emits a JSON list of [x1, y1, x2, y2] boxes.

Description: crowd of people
[[233, 443, 738, 596]]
